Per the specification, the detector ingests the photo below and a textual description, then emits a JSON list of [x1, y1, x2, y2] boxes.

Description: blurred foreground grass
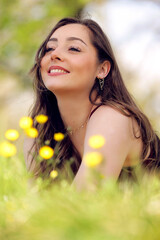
[[0, 74, 159, 239], [0, 93, 160, 240], [1, 151, 160, 240]]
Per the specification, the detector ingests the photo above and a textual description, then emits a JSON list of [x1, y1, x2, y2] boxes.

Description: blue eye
[[69, 47, 81, 52]]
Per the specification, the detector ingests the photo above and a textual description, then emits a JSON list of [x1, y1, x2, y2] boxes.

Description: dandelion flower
[[0, 141, 17, 157], [50, 170, 58, 179], [54, 133, 64, 141], [5, 129, 19, 141], [84, 152, 103, 167], [89, 135, 105, 149], [19, 117, 33, 129], [35, 114, 48, 124], [44, 140, 50, 145], [25, 128, 38, 138], [39, 146, 54, 159]]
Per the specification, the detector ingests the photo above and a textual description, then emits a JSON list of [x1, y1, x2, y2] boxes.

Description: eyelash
[[45, 48, 53, 53], [44, 46, 81, 53], [69, 46, 81, 52]]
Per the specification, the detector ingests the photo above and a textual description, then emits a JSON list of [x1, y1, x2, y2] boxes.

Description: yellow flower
[[54, 133, 64, 141], [89, 135, 105, 149], [83, 152, 103, 167], [25, 128, 38, 138], [35, 114, 48, 124], [39, 146, 54, 159], [0, 141, 17, 157], [50, 170, 58, 179], [19, 117, 33, 129], [5, 129, 19, 141]]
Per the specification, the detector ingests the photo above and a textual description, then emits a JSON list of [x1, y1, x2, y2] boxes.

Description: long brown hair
[[29, 17, 160, 179]]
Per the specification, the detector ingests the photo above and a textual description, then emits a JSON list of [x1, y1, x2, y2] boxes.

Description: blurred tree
[[0, 0, 102, 86]]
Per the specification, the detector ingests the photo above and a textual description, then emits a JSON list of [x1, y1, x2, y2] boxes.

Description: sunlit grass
[[0, 114, 160, 239], [1, 151, 160, 240]]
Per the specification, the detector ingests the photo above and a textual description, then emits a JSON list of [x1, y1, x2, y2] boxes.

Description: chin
[[44, 84, 70, 95]]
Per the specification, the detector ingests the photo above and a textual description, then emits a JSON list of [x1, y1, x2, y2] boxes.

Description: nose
[[50, 48, 63, 62]]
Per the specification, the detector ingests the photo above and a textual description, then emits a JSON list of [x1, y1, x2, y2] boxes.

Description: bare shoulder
[[89, 104, 129, 119], [87, 105, 132, 137], [75, 105, 143, 182], [82, 105, 138, 179], [85, 105, 134, 151]]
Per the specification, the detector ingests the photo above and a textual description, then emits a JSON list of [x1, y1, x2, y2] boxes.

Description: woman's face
[[40, 23, 100, 96]]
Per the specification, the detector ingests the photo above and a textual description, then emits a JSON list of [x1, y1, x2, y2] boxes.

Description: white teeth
[[50, 69, 68, 73]]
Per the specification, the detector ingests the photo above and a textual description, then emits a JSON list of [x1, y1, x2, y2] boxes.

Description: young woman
[[24, 17, 160, 185]]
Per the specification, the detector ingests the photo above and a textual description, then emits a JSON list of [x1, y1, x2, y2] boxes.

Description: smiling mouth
[[48, 68, 70, 77], [49, 69, 68, 74]]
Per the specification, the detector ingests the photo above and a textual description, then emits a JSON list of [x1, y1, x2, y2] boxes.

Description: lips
[[48, 65, 70, 74]]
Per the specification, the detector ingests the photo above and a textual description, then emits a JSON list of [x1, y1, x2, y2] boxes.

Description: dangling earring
[[98, 78, 104, 90]]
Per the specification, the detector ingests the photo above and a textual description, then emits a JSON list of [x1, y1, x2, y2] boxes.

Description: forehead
[[49, 23, 92, 43]]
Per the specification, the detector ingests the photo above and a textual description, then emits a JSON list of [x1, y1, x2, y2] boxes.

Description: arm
[[23, 137, 40, 175], [73, 106, 133, 188]]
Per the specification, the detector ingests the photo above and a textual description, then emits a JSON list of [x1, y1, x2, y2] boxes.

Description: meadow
[[0, 122, 160, 240]]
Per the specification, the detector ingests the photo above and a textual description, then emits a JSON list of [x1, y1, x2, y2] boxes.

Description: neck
[[56, 93, 93, 133]]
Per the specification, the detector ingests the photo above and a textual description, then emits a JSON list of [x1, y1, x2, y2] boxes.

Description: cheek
[[40, 57, 48, 80], [40, 57, 46, 70], [81, 59, 98, 78], [73, 56, 98, 75]]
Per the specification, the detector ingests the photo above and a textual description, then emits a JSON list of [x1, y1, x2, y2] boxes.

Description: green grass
[[0, 153, 160, 240]]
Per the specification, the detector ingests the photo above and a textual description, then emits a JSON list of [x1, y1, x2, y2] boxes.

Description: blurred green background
[[0, 0, 96, 134], [0, 0, 159, 137]]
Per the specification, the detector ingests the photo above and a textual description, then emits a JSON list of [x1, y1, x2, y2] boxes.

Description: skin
[[40, 23, 110, 139], [74, 106, 143, 189], [24, 23, 143, 188], [41, 24, 107, 96]]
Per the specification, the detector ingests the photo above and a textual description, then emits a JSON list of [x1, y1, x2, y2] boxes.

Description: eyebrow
[[48, 37, 87, 46]]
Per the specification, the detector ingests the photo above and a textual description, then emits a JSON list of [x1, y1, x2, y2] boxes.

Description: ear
[[97, 60, 111, 79]]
